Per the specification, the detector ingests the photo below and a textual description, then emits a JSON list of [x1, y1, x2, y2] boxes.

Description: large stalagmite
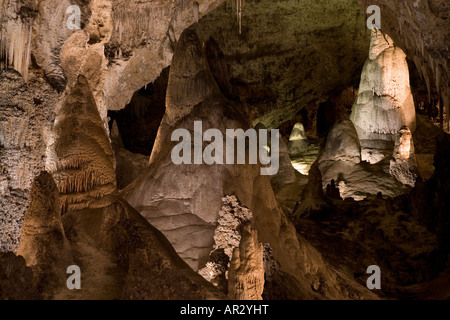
[[351, 30, 416, 164], [122, 29, 377, 300], [46, 75, 117, 214]]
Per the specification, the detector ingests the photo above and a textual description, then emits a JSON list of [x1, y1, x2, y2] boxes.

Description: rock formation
[[254, 123, 296, 191], [318, 118, 410, 200], [0, 0, 447, 302], [389, 126, 418, 187], [318, 119, 361, 165], [194, 0, 372, 128], [293, 161, 331, 218], [13, 74, 224, 300], [351, 30, 416, 164], [0, 252, 39, 299], [358, 0, 449, 131], [227, 224, 265, 300], [123, 28, 377, 300], [110, 120, 148, 190], [0, 69, 58, 252], [46, 75, 117, 214], [288, 123, 309, 156]]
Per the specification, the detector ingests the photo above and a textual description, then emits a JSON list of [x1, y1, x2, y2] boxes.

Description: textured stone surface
[[317, 118, 411, 200], [0, 69, 59, 252], [10, 77, 224, 299], [110, 121, 148, 190], [228, 224, 264, 300], [288, 123, 309, 156], [58, 197, 224, 300], [0, 252, 40, 300]]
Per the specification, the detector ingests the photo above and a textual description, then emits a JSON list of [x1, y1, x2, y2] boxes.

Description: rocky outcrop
[[318, 118, 411, 200], [288, 123, 309, 156], [194, 0, 372, 128], [110, 121, 148, 190], [123, 28, 377, 300], [0, 252, 40, 299], [293, 161, 331, 218], [0, 69, 59, 252], [254, 123, 296, 191], [318, 119, 361, 164], [59, 197, 224, 300]]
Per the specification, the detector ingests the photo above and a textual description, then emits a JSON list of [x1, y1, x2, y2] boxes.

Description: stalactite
[[0, 22, 32, 82]]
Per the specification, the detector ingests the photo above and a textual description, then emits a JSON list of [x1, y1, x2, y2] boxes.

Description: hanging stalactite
[[0, 22, 32, 82]]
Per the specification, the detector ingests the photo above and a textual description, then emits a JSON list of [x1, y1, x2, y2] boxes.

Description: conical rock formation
[[46, 75, 117, 214], [351, 30, 416, 164]]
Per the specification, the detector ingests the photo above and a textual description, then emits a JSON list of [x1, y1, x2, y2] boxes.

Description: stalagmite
[[194, 1, 199, 23], [350, 30, 416, 164], [288, 122, 309, 156], [46, 75, 117, 214], [17, 172, 73, 297], [228, 224, 265, 300]]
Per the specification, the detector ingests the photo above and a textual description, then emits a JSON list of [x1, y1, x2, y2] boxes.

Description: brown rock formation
[[14, 73, 224, 300], [389, 126, 419, 187], [46, 75, 117, 214]]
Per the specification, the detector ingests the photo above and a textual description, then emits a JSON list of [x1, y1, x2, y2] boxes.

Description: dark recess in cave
[[108, 67, 169, 156]]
